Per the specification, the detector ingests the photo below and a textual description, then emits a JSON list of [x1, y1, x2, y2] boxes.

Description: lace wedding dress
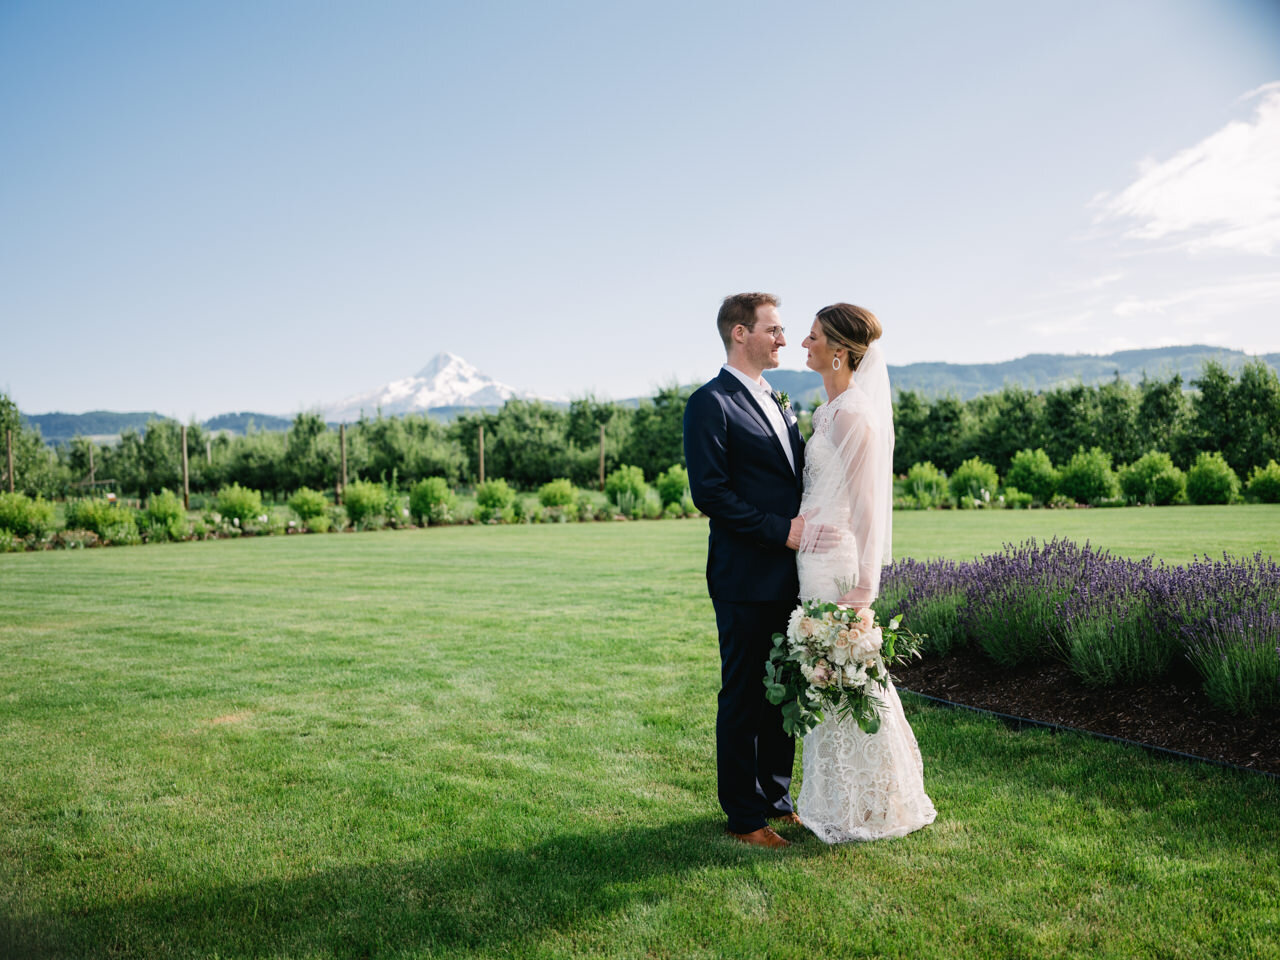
[[795, 349, 937, 843]]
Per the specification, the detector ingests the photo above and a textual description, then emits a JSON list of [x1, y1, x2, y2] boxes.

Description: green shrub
[[477, 503, 516, 524], [949, 457, 1000, 506], [663, 501, 683, 519], [65, 498, 139, 544], [1001, 486, 1034, 509], [343, 479, 388, 527], [604, 465, 648, 507], [475, 479, 516, 511], [0, 492, 55, 538], [905, 462, 949, 508], [52, 529, 98, 550], [410, 477, 458, 525], [288, 487, 329, 521], [642, 489, 664, 519], [306, 513, 331, 533], [1005, 448, 1058, 504], [680, 493, 698, 517], [1246, 460, 1280, 503], [145, 489, 188, 542], [1119, 451, 1185, 505], [1057, 447, 1119, 504], [0, 530, 24, 552], [537, 478, 577, 508], [1186, 452, 1240, 505], [328, 505, 348, 531], [216, 483, 265, 525], [654, 464, 689, 506]]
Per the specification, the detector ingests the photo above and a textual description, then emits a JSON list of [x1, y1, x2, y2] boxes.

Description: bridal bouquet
[[764, 601, 924, 737]]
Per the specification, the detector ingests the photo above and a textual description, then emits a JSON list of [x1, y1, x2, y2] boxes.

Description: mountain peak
[[415, 352, 472, 380], [324, 353, 536, 421]]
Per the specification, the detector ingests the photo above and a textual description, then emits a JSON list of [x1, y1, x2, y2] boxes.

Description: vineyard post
[[478, 425, 485, 484], [88, 444, 95, 485], [206, 439, 212, 465], [6, 429, 12, 493], [181, 424, 190, 509], [338, 424, 347, 505], [598, 423, 605, 491]]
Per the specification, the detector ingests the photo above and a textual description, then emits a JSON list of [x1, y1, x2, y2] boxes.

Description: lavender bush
[[964, 538, 1094, 667], [876, 557, 974, 656], [1146, 552, 1280, 715], [880, 541, 1279, 716]]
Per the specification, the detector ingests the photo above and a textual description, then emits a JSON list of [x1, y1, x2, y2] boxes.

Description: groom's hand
[[786, 515, 806, 551]]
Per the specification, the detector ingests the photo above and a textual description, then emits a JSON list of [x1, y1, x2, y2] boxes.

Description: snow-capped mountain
[[323, 353, 545, 422]]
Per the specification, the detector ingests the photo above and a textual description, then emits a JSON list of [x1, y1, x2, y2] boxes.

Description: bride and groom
[[683, 293, 936, 848]]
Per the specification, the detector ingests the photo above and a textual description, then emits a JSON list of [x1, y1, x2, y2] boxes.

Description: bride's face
[[802, 319, 837, 372]]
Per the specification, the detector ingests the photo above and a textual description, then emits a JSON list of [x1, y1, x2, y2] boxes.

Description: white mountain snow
[[322, 353, 548, 421]]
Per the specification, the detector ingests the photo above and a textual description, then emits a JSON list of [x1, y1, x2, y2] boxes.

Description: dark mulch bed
[[896, 653, 1280, 776]]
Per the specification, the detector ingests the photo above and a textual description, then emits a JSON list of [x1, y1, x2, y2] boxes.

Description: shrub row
[[0, 463, 701, 550], [873, 540, 1280, 717], [897, 449, 1280, 509]]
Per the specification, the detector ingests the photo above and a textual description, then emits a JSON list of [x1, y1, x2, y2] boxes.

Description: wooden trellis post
[[478, 425, 485, 484], [598, 423, 605, 491], [181, 424, 190, 509], [338, 424, 347, 505]]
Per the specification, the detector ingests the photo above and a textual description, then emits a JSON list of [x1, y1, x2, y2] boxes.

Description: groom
[[683, 292, 807, 850]]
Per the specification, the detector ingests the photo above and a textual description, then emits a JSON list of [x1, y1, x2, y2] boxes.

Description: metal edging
[[899, 688, 1280, 782]]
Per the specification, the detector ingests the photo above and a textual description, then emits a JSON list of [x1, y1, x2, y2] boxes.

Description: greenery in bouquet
[[764, 600, 925, 738]]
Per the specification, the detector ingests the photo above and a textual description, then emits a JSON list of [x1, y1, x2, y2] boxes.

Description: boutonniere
[[773, 390, 791, 413]]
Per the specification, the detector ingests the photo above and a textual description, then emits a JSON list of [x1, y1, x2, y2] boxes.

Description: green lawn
[[2, 511, 1278, 959]]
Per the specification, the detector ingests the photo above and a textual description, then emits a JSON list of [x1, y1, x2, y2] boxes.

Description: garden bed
[[896, 653, 1280, 775]]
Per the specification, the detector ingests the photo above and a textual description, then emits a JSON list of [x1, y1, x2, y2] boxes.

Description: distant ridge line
[[18, 344, 1280, 443]]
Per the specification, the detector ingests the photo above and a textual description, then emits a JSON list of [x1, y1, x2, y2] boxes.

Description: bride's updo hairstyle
[[815, 303, 882, 371]]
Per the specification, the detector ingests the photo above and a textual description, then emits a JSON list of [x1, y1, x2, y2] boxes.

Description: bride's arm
[[828, 406, 888, 609]]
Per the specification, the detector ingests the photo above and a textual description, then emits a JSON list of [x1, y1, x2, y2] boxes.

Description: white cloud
[[1111, 273, 1280, 319], [1098, 84, 1280, 255]]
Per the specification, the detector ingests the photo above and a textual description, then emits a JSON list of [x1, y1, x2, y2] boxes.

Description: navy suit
[[683, 368, 804, 833]]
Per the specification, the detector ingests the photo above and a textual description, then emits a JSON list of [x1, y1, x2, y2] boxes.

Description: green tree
[[626, 384, 690, 479], [1041, 385, 1099, 467], [971, 385, 1046, 474], [1137, 373, 1190, 462], [891, 391, 930, 474], [1226, 360, 1280, 476], [1188, 361, 1234, 464], [1093, 376, 1141, 467]]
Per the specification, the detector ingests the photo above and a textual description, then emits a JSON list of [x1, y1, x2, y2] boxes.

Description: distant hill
[[23, 410, 295, 445], [202, 412, 294, 433], [21, 410, 168, 443], [764, 345, 1280, 406]]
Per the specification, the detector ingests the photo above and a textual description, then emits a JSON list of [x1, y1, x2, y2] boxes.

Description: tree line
[[2, 360, 1278, 501]]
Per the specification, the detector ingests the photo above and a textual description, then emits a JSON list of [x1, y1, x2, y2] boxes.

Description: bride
[[795, 303, 937, 843]]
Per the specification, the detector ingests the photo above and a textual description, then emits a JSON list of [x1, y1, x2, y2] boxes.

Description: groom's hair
[[717, 293, 779, 349]]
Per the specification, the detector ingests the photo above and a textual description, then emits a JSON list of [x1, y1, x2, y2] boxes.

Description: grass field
[[2, 508, 1278, 958]]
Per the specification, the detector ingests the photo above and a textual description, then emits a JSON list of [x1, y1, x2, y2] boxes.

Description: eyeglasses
[[752, 325, 785, 340]]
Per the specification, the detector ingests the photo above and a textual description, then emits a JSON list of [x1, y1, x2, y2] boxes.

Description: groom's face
[[743, 304, 785, 370]]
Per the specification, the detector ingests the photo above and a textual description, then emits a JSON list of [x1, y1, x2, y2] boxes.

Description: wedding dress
[[796, 345, 937, 843]]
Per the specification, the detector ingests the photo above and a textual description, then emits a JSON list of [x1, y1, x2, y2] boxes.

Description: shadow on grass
[[3, 816, 829, 959]]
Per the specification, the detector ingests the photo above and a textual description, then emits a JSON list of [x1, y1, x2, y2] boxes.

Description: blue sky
[[2, 0, 1278, 418]]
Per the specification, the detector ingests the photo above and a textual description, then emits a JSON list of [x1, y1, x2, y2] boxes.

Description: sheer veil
[[798, 342, 895, 607]]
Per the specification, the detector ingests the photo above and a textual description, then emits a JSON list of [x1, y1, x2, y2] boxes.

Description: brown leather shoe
[[728, 826, 790, 848], [770, 812, 804, 827]]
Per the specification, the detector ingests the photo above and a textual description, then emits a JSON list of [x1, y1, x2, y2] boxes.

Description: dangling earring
[[832, 354, 842, 371]]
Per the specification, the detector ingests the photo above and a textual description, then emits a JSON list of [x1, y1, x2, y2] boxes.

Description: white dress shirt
[[722, 364, 796, 472]]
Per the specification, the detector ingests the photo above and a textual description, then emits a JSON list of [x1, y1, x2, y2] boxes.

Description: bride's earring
[[832, 354, 842, 371]]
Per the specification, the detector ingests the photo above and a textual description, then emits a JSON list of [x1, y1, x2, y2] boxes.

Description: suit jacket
[[683, 368, 805, 604]]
